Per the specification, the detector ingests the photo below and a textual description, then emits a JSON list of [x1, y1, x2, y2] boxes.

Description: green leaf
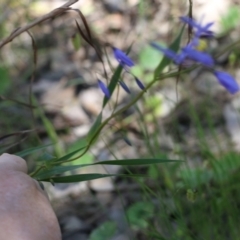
[[53, 149, 82, 162], [41, 173, 142, 183], [102, 45, 133, 107], [148, 165, 159, 179], [89, 221, 117, 240], [0, 66, 10, 94], [70, 152, 93, 165], [130, 65, 144, 78], [103, 65, 123, 107], [63, 138, 93, 165], [71, 33, 82, 50], [220, 7, 240, 33], [56, 139, 87, 162], [35, 99, 64, 157], [92, 158, 182, 166], [37, 152, 56, 162], [15, 143, 53, 157], [139, 45, 163, 70], [35, 164, 90, 179], [87, 112, 102, 143], [212, 152, 240, 182], [34, 158, 181, 180], [127, 201, 155, 230], [180, 168, 213, 188], [154, 26, 184, 79]]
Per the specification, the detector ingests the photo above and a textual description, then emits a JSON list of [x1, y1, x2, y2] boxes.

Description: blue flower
[[180, 16, 214, 38], [199, 30, 214, 39], [98, 79, 110, 98], [150, 42, 177, 59], [214, 71, 239, 94], [182, 46, 214, 67], [150, 42, 186, 64], [150, 41, 214, 67], [113, 47, 135, 68], [150, 16, 239, 95], [135, 77, 145, 90], [119, 80, 131, 94]]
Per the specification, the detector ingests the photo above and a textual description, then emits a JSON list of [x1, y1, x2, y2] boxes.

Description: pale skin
[[0, 153, 61, 240]]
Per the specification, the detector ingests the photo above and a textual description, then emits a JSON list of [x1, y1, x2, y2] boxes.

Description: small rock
[[102, 0, 127, 13], [89, 177, 114, 192], [62, 215, 85, 232], [193, 71, 222, 95], [96, 192, 113, 205], [107, 14, 124, 30], [61, 101, 90, 125], [47, 182, 88, 200], [79, 88, 103, 116], [72, 125, 91, 137], [65, 233, 88, 240], [40, 78, 75, 113], [109, 208, 129, 232], [194, 0, 230, 32]]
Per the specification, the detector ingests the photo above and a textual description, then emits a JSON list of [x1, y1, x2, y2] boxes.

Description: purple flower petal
[[182, 46, 214, 67], [200, 30, 214, 38], [135, 77, 145, 90], [180, 16, 214, 38], [150, 42, 187, 64], [150, 42, 177, 59], [98, 79, 110, 98], [180, 16, 199, 28], [119, 81, 131, 94], [113, 47, 135, 67], [214, 71, 240, 94]]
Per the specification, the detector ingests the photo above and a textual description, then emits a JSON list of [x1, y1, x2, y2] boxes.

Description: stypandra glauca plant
[[2, 2, 239, 185], [30, 16, 239, 184]]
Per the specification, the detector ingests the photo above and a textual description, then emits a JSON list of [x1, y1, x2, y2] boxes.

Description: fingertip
[[0, 153, 28, 173]]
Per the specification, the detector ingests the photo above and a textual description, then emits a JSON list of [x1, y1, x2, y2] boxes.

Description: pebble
[[78, 88, 103, 116], [64, 233, 88, 240], [102, 0, 127, 13], [62, 215, 85, 232], [89, 177, 115, 192]]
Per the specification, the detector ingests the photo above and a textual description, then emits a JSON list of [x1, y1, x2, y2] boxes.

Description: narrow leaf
[[41, 173, 143, 183], [34, 158, 182, 180], [93, 158, 182, 166], [103, 44, 133, 107], [87, 112, 102, 143], [35, 164, 90, 180], [55, 145, 87, 162], [154, 26, 184, 79], [103, 65, 123, 107], [15, 143, 53, 157]]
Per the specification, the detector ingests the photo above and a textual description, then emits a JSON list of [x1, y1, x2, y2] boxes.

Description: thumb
[[0, 153, 28, 173]]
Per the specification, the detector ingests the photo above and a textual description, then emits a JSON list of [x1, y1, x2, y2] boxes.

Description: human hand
[[0, 153, 61, 240]]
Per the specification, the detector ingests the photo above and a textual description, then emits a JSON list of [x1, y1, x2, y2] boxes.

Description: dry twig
[[0, 0, 79, 49]]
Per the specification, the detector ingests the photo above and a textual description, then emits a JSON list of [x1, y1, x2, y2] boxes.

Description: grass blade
[[15, 143, 53, 157], [41, 173, 143, 183], [154, 26, 184, 79]]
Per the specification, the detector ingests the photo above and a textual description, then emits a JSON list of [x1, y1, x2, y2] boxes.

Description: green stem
[[30, 67, 194, 177], [56, 68, 192, 163], [30, 165, 45, 177]]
